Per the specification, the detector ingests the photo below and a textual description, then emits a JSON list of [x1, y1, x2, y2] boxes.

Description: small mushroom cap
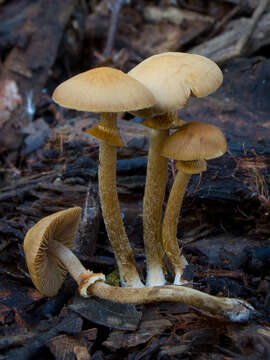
[[176, 159, 207, 174], [161, 122, 227, 161], [128, 52, 223, 116], [24, 207, 82, 297], [52, 67, 155, 113]]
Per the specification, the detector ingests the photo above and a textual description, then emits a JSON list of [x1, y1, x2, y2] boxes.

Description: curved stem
[[48, 240, 105, 297], [90, 281, 254, 323], [47, 240, 254, 322], [99, 114, 144, 287], [162, 170, 190, 285], [143, 128, 168, 286], [48, 240, 86, 282]]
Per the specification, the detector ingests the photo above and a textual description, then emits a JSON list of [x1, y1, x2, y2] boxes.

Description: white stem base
[[146, 265, 166, 287], [173, 254, 189, 285], [130, 277, 146, 288], [174, 273, 189, 286]]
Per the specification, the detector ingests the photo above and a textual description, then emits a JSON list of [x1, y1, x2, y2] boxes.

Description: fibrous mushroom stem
[[99, 112, 118, 129], [99, 114, 144, 288], [89, 282, 254, 322], [48, 240, 86, 283], [162, 170, 190, 285], [143, 128, 168, 286], [48, 240, 105, 297]]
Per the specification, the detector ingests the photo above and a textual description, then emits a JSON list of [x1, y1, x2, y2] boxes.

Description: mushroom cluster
[[23, 53, 255, 322]]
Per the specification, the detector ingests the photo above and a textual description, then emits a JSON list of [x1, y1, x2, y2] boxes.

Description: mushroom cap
[[161, 122, 227, 161], [24, 207, 82, 297], [128, 52, 223, 116], [52, 67, 155, 113]]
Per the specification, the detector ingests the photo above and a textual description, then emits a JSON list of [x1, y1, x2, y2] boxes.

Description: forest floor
[[0, 0, 270, 359]]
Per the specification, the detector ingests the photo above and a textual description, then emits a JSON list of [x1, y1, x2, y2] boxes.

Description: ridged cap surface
[[143, 114, 186, 130], [129, 52, 223, 116], [86, 124, 124, 147], [161, 122, 227, 161], [24, 207, 82, 297], [52, 67, 155, 113], [176, 159, 207, 174]]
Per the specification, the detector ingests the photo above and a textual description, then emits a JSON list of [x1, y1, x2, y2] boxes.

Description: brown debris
[[46, 330, 96, 360], [191, 11, 270, 63], [103, 317, 172, 350], [1, 0, 79, 153]]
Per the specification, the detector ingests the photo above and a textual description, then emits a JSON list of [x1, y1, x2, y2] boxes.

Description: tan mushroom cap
[[128, 52, 223, 116], [52, 67, 155, 113], [24, 207, 82, 297], [161, 122, 227, 161]]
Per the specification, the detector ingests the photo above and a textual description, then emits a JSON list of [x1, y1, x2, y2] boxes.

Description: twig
[[234, 0, 270, 54], [103, 0, 127, 58], [208, 0, 270, 63], [210, 5, 241, 37]]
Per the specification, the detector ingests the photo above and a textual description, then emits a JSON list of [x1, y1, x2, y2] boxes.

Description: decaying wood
[[213, 0, 268, 12], [234, 0, 270, 57], [191, 12, 270, 63], [144, 6, 214, 25], [86, 4, 213, 61], [1, 0, 78, 152], [209, 4, 241, 37]]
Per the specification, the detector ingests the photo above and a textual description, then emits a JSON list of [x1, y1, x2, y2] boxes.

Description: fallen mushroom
[[23, 207, 105, 297], [89, 282, 254, 323], [161, 122, 227, 285], [52, 67, 156, 288], [24, 208, 254, 323], [128, 52, 223, 287]]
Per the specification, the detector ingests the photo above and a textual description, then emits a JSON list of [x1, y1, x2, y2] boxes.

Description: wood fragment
[[210, 5, 241, 37], [144, 6, 214, 25], [1, 0, 78, 153], [234, 0, 270, 56], [190, 12, 270, 63], [212, 0, 268, 12]]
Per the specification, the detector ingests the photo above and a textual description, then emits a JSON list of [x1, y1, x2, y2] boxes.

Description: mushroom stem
[[99, 114, 144, 288], [89, 282, 254, 323], [143, 127, 168, 286], [47, 240, 105, 297], [162, 170, 190, 285], [48, 240, 86, 283]]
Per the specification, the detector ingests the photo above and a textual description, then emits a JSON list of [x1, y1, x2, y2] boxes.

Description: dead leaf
[[69, 296, 142, 331], [47, 334, 91, 360], [103, 317, 172, 350]]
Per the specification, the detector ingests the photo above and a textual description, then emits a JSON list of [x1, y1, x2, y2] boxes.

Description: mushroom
[[24, 208, 254, 323], [161, 122, 227, 285], [89, 282, 254, 323], [23, 207, 105, 297], [128, 52, 223, 287], [52, 67, 156, 288]]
